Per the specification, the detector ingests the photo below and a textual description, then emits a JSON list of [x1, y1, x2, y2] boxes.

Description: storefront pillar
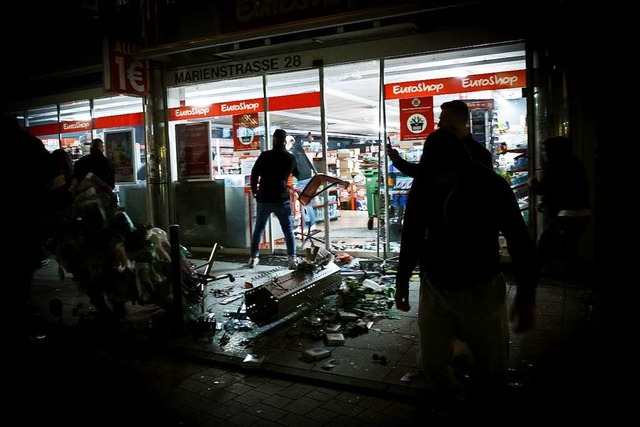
[[527, 40, 570, 241], [145, 60, 172, 231]]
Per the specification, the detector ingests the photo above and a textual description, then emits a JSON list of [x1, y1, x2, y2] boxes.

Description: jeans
[[296, 178, 316, 227], [250, 199, 296, 257]]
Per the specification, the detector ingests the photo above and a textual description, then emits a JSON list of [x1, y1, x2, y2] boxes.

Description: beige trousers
[[417, 272, 509, 393]]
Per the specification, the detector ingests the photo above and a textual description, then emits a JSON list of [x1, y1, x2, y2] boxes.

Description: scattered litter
[[362, 278, 381, 292], [324, 332, 345, 346], [219, 293, 245, 304], [321, 359, 339, 370], [242, 353, 264, 368], [400, 372, 422, 382], [338, 311, 359, 321], [301, 347, 332, 361], [325, 324, 341, 332]]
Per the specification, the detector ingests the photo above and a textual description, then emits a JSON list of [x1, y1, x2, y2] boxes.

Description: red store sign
[[105, 39, 148, 96], [168, 92, 321, 121], [385, 70, 526, 100]]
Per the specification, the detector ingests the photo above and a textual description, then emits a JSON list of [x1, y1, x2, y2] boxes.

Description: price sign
[[106, 39, 148, 96]]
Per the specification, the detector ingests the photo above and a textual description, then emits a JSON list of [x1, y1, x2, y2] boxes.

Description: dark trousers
[[537, 216, 590, 279]]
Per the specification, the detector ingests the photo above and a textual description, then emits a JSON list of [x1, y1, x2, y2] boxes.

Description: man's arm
[[250, 156, 262, 196], [387, 142, 418, 177]]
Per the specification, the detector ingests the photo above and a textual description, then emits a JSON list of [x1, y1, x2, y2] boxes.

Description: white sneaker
[[248, 257, 259, 268], [287, 256, 298, 269]]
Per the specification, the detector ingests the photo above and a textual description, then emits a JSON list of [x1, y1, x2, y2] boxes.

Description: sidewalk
[[19, 255, 614, 426]]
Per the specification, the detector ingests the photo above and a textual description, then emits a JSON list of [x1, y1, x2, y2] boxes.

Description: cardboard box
[[301, 347, 332, 361], [325, 333, 345, 346]]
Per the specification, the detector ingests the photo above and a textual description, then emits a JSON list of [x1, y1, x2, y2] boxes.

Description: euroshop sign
[[385, 70, 526, 100], [168, 92, 320, 121]]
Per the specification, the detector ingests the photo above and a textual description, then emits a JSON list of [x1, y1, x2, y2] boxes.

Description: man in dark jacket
[[73, 138, 116, 189], [394, 128, 538, 410], [249, 129, 299, 269]]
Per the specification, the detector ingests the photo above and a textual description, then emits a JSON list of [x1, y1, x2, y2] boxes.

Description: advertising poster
[[399, 97, 434, 142], [233, 113, 260, 151], [104, 130, 135, 183], [175, 122, 211, 180]]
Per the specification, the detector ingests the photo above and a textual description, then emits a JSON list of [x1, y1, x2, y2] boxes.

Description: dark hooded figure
[[3, 115, 53, 338], [528, 136, 590, 277], [394, 128, 538, 412]]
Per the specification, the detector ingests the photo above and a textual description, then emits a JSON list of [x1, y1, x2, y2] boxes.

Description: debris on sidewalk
[[321, 358, 339, 370], [301, 347, 332, 361], [241, 353, 265, 369], [324, 332, 345, 346]]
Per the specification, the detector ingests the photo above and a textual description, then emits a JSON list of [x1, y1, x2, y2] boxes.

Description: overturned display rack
[[244, 261, 341, 326]]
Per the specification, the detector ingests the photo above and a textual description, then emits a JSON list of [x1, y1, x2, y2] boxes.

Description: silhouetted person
[[394, 128, 538, 414], [248, 129, 300, 269], [47, 148, 74, 210], [73, 138, 115, 189], [528, 136, 590, 279], [3, 115, 53, 340]]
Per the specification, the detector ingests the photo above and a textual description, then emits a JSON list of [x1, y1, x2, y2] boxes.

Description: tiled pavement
[[15, 256, 619, 426]]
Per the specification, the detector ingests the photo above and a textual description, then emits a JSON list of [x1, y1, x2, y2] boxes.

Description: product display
[[483, 100, 530, 224]]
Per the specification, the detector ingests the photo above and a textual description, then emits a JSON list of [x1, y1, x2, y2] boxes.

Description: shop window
[[27, 104, 60, 153]]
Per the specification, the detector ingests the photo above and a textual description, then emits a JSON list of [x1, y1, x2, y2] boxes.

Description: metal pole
[[169, 224, 184, 331], [317, 61, 331, 251], [145, 60, 172, 231]]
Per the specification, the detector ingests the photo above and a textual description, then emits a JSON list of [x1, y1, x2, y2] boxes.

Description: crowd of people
[[5, 117, 178, 334]]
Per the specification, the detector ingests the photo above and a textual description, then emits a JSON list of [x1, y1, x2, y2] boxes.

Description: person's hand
[[509, 301, 536, 333], [394, 284, 411, 311], [386, 143, 401, 163]]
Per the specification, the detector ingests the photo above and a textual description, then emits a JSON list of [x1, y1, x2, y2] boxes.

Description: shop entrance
[[166, 42, 529, 259]]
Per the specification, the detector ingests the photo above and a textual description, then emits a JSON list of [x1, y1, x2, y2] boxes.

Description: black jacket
[[530, 156, 590, 218], [251, 145, 299, 203], [73, 150, 116, 189], [397, 134, 537, 305]]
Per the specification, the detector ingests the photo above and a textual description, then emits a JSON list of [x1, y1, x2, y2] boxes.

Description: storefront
[[163, 39, 531, 258], [20, 95, 150, 226], [5, 39, 533, 259], [5, 1, 571, 261]]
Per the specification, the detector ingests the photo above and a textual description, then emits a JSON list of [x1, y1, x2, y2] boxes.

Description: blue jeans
[[296, 178, 316, 227], [250, 200, 296, 257]]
